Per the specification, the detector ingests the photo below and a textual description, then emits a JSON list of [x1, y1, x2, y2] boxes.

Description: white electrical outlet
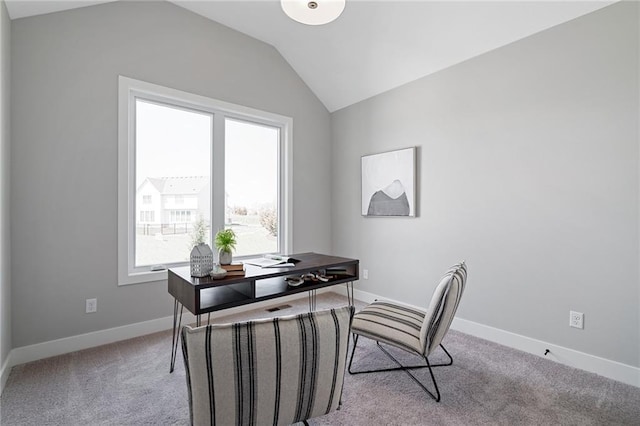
[[363, 269, 369, 280], [86, 298, 97, 313], [569, 311, 583, 329]]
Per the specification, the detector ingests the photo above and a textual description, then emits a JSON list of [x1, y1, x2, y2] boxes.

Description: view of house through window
[[225, 118, 279, 257], [135, 99, 212, 268], [133, 100, 282, 269], [119, 77, 291, 284]]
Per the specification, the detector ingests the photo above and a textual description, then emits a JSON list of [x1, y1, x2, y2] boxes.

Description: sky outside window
[[134, 99, 212, 267], [225, 118, 279, 256]]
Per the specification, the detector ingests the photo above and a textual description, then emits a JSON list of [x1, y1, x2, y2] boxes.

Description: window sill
[[118, 269, 168, 286]]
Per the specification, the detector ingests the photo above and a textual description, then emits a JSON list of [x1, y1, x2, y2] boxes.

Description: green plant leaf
[[214, 228, 237, 252]]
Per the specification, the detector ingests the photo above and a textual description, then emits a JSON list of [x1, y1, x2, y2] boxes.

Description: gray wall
[[10, 1, 331, 348], [331, 1, 639, 367], [1, 0, 11, 368]]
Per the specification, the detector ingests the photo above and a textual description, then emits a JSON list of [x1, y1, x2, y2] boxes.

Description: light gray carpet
[[1, 293, 639, 425]]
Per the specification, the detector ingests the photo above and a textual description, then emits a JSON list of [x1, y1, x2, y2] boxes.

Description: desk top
[[170, 252, 359, 287]]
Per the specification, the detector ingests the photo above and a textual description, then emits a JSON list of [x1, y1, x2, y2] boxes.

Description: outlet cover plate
[[569, 311, 583, 329], [86, 298, 97, 313]]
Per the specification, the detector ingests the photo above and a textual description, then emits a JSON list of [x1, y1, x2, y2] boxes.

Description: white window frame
[[118, 76, 293, 286]]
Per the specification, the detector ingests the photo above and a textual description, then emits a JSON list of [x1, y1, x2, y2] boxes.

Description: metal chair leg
[[433, 344, 453, 367], [348, 333, 360, 373], [376, 342, 441, 402], [348, 335, 451, 402]]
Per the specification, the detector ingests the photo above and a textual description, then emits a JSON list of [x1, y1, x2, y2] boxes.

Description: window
[[139, 211, 155, 223], [118, 77, 292, 285], [225, 118, 279, 256], [170, 210, 192, 223]]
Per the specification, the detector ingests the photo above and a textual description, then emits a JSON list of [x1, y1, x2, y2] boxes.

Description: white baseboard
[[10, 315, 184, 368], [0, 351, 12, 396], [4, 286, 638, 393], [332, 287, 640, 388], [451, 317, 640, 388], [5, 291, 321, 378]]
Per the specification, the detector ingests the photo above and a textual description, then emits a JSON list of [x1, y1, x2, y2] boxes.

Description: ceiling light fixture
[[281, 0, 346, 26]]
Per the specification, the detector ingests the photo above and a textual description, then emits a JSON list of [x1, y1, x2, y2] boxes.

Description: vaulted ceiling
[[5, 0, 615, 112]]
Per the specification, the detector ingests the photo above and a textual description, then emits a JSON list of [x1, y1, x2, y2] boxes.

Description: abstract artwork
[[361, 147, 416, 217]]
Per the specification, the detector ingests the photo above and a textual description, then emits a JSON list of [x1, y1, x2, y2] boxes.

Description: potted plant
[[215, 228, 237, 265]]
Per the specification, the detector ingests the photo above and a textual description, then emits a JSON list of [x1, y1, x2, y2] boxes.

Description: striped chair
[[181, 305, 354, 426], [348, 262, 467, 402]]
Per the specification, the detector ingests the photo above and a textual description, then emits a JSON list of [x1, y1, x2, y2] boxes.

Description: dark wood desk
[[168, 252, 359, 372]]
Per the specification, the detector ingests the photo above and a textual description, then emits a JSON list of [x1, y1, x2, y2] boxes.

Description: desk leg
[[346, 281, 354, 306], [308, 289, 317, 312], [170, 298, 184, 374]]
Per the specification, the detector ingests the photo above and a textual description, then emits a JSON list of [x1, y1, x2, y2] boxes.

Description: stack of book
[[222, 262, 245, 277]]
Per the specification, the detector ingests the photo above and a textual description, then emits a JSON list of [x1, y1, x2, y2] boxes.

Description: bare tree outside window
[[225, 118, 279, 256], [259, 207, 278, 237]]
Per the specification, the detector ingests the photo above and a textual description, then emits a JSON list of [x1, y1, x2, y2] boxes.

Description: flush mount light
[[281, 0, 346, 26]]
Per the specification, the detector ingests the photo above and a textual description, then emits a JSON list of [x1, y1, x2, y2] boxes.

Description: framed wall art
[[361, 147, 416, 217]]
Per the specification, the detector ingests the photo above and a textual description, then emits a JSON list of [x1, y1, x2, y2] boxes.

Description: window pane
[[135, 99, 212, 267], [225, 118, 279, 257]]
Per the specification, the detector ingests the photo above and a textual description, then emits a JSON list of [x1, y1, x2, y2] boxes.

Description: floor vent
[[266, 304, 292, 312]]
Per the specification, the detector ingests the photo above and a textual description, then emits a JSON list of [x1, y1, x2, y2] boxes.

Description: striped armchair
[[348, 262, 467, 402], [181, 305, 354, 425]]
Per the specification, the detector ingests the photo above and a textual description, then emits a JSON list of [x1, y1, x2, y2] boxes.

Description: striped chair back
[[181, 305, 354, 426], [419, 262, 467, 356]]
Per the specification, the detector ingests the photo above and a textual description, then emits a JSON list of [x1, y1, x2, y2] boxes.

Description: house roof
[[144, 176, 209, 195]]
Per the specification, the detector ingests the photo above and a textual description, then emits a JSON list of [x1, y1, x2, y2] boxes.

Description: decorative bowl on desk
[[285, 275, 304, 287], [210, 266, 227, 280]]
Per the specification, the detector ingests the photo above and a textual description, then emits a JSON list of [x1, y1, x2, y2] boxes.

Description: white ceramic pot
[[218, 249, 232, 265]]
